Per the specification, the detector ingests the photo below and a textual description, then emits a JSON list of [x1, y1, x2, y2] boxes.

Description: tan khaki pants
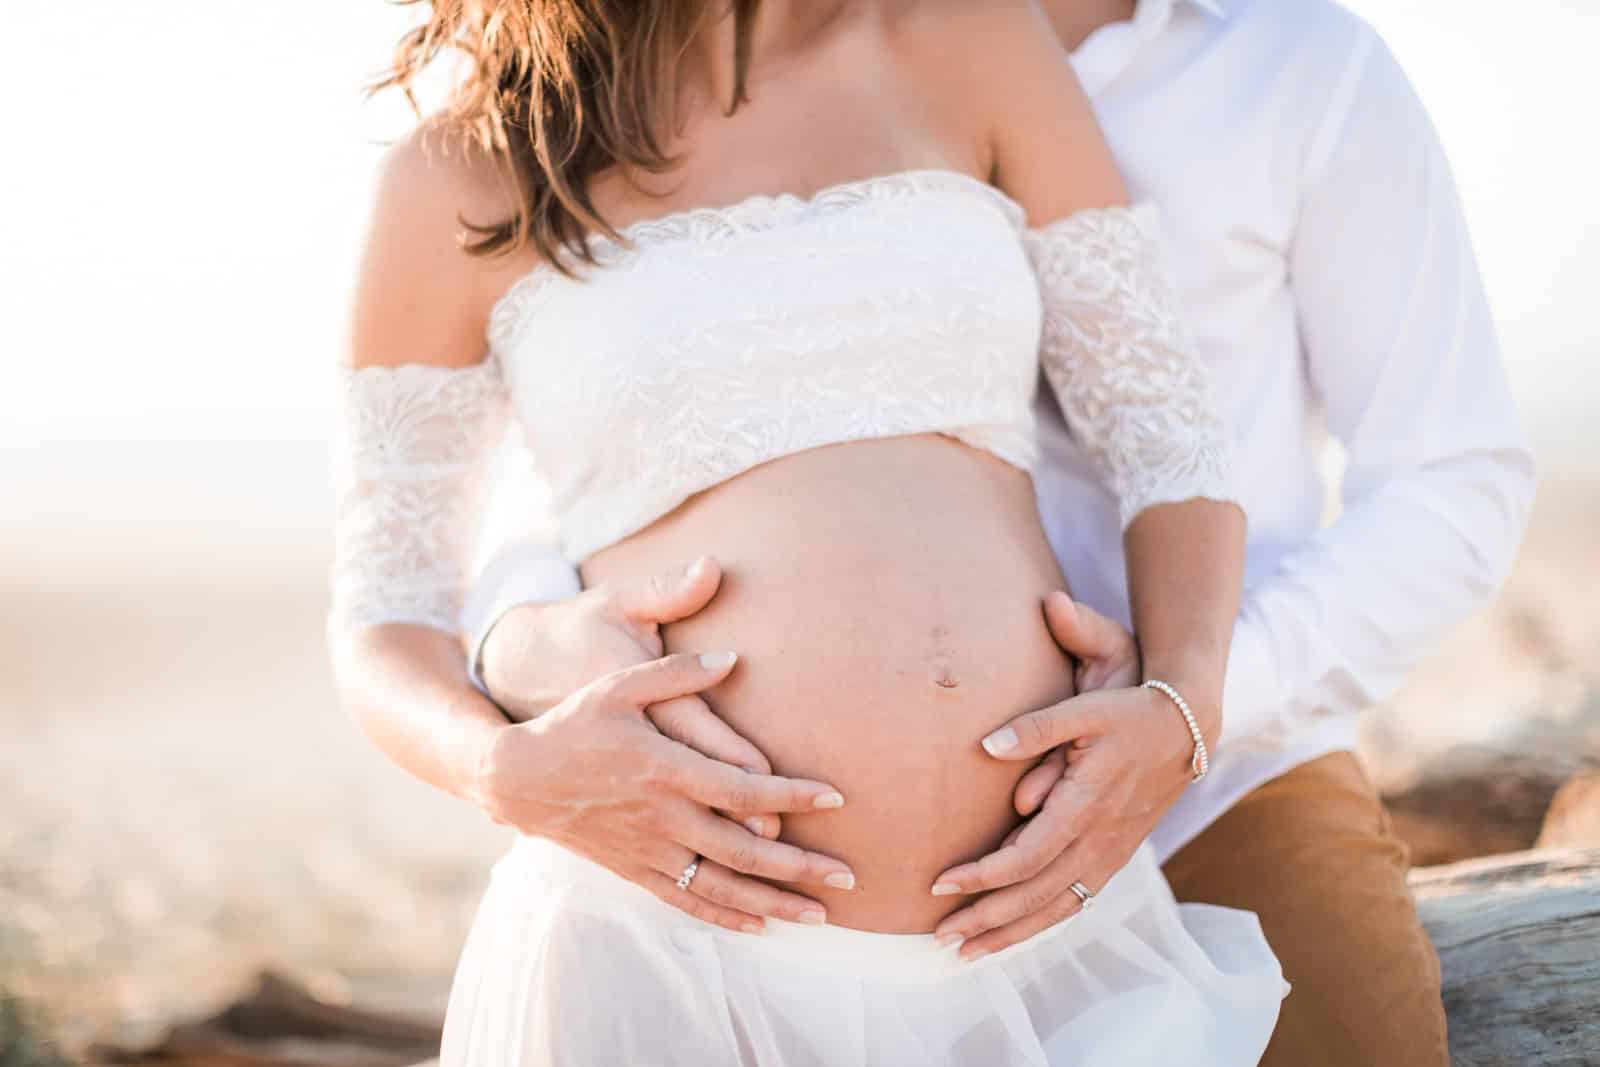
[[1163, 752, 1449, 1067]]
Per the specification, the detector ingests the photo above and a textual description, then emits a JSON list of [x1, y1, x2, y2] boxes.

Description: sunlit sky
[[2, 1, 1597, 548]]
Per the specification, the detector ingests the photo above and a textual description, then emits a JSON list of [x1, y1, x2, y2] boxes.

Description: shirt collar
[[1071, 0, 1228, 95]]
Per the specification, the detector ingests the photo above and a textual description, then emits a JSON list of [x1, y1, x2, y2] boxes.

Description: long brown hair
[[371, 1, 761, 273]]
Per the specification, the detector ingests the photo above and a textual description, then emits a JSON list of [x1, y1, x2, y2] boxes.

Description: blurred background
[[2, 0, 1597, 1061]]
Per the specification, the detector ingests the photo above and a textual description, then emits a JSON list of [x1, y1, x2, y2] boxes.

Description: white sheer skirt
[[441, 835, 1286, 1066]]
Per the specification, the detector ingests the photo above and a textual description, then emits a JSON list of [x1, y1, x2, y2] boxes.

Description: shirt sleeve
[[1025, 203, 1238, 528], [457, 539, 583, 694], [1219, 31, 1536, 750]]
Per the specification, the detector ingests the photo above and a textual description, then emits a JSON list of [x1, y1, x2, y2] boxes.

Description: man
[[360, 0, 1533, 1062]]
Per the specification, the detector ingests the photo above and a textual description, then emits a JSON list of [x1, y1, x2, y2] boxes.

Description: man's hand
[[929, 592, 1205, 960], [477, 651, 857, 934], [482, 556, 716, 720], [481, 557, 777, 823], [473, 557, 848, 929]]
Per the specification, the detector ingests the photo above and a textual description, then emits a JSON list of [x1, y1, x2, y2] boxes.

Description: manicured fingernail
[[699, 651, 737, 669], [798, 909, 826, 926], [931, 882, 961, 897], [744, 817, 766, 834], [982, 728, 1018, 756], [813, 791, 845, 810], [741, 919, 765, 934], [963, 947, 989, 963], [824, 872, 855, 890], [687, 556, 709, 577], [935, 932, 964, 950]]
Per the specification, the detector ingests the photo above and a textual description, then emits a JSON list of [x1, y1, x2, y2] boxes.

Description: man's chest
[[1073, 43, 1313, 374]]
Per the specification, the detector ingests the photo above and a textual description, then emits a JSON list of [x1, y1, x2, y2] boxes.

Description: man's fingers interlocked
[[647, 693, 772, 775], [582, 649, 743, 715], [661, 744, 845, 816], [1014, 748, 1068, 816], [645, 692, 783, 838]]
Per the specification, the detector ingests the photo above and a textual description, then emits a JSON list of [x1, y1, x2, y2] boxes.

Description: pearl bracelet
[[1142, 679, 1210, 782]]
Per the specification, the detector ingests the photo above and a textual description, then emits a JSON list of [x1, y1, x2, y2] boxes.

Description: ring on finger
[[677, 856, 702, 891], [1068, 880, 1095, 910]]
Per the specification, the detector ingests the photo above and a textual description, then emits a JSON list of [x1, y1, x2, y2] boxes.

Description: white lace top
[[331, 170, 1232, 633]]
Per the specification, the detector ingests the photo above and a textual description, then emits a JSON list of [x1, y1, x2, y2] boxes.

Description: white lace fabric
[[483, 170, 1045, 564], [1026, 203, 1234, 529], [329, 172, 1235, 633], [330, 361, 509, 633]]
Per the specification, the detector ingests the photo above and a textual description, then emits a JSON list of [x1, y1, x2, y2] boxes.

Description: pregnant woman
[[330, 0, 1285, 1062]]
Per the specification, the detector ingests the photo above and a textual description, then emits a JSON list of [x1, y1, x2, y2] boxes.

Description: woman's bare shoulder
[[893, 0, 1123, 222], [885, 0, 1082, 173], [377, 115, 517, 228], [349, 116, 526, 370]]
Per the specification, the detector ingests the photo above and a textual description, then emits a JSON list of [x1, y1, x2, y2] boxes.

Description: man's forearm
[[458, 541, 582, 693], [330, 623, 509, 807], [1226, 29, 1535, 748], [1219, 447, 1533, 749]]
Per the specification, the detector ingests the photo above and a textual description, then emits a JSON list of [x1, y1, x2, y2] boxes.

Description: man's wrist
[[461, 553, 584, 694], [469, 605, 519, 698]]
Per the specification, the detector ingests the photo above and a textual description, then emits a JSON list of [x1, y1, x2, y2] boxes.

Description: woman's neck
[[690, 0, 860, 106]]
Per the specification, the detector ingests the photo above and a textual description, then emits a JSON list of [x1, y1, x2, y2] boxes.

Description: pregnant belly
[[581, 434, 1076, 932]]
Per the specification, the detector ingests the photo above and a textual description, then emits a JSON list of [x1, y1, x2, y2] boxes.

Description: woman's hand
[[477, 651, 857, 934], [484, 557, 788, 829], [929, 592, 1210, 960], [473, 556, 854, 931]]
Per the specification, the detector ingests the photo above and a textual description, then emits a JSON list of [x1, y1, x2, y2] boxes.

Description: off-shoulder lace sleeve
[[329, 359, 510, 634], [1025, 203, 1236, 529]]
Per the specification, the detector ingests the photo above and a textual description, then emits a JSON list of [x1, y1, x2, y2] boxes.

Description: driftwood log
[[1413, 846, 1600, 1066], [1537, 773, 1600, 850], [1374, 732, 1600, 867], [86, 972, 441, 1066]]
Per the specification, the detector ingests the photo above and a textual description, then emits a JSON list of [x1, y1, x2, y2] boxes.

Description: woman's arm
[[330, 125, 856, 931], [984, 0, 1244, 748], [331, 120, 522, 805], [1022, 196, 1246, 751]]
